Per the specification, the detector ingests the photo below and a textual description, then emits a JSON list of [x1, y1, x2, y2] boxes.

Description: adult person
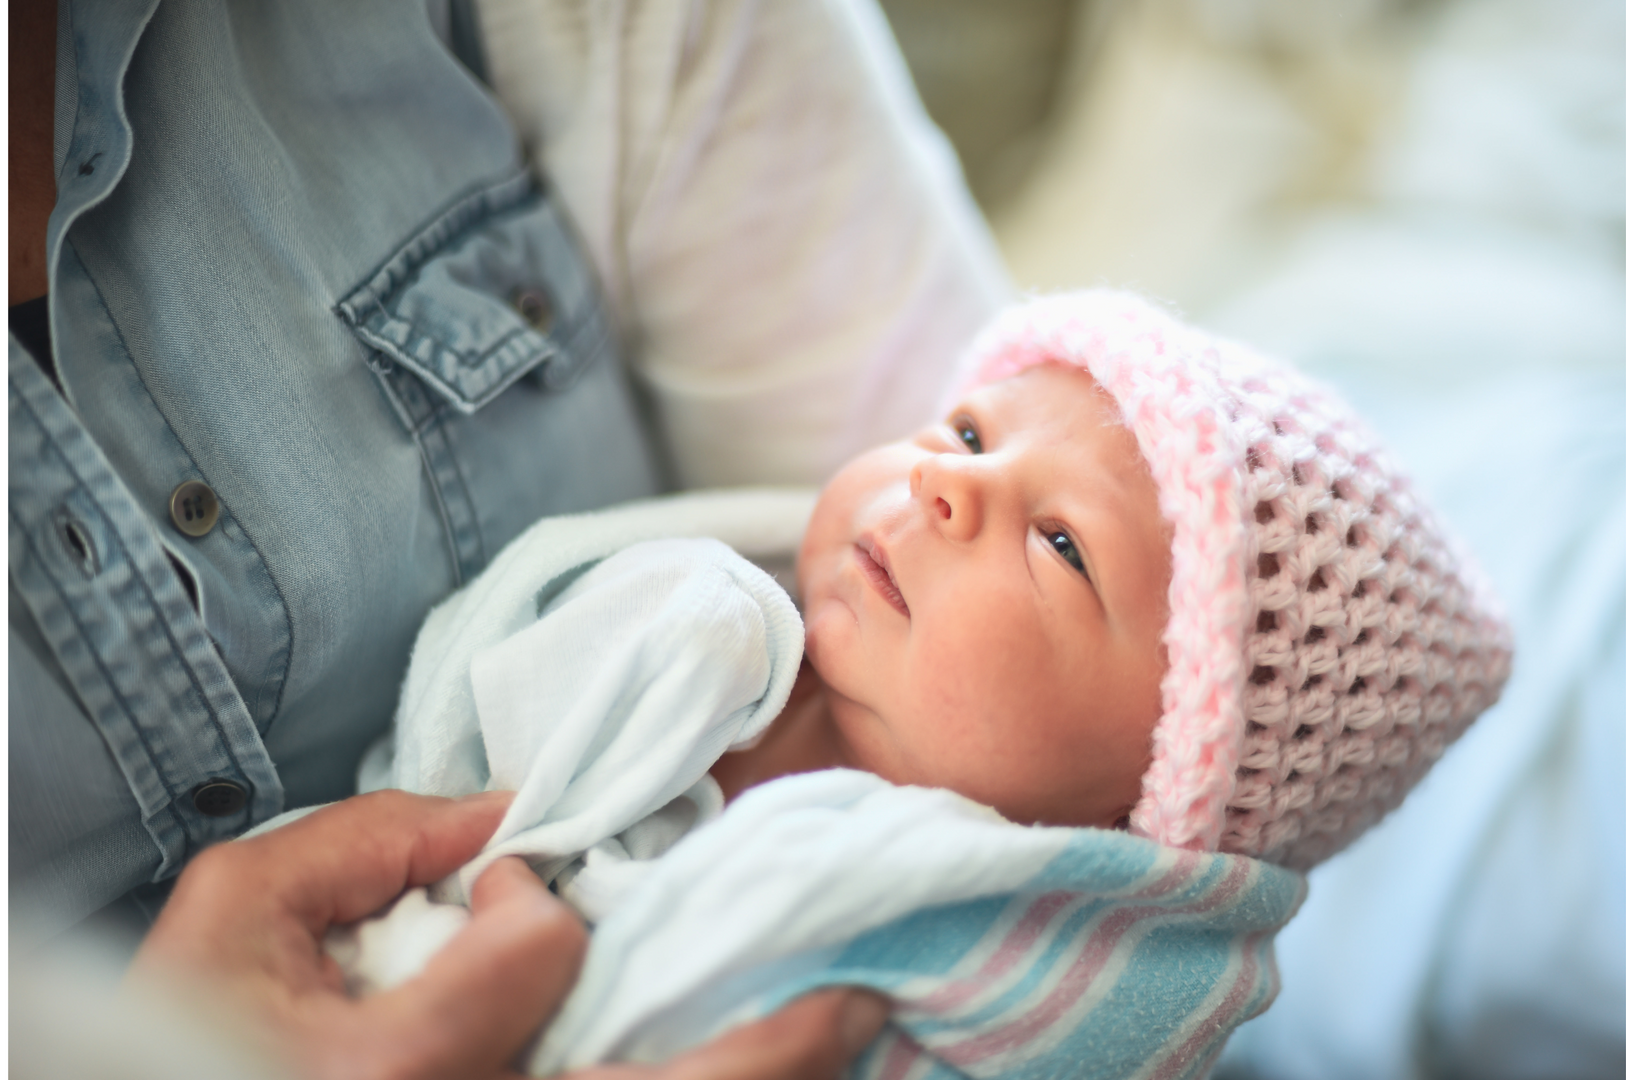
[[17, 791, 890, 1079], [9, 0, 1008, 1072]]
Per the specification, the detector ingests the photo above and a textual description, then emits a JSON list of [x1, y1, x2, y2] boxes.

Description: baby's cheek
[[901, 634, 1009, 742], [801, 605, 860, 694]]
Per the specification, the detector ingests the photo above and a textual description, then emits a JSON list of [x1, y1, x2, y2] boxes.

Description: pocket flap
[[337, 171, 609, 413]]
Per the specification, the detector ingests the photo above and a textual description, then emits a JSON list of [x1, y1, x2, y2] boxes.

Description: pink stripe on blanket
[[1145, 930, 1267, 1080], [913, 851, 1203, 1016], [936, 860, 1253, 1065], [877, 1029, 925, 1080], [911, 892, 1074, 1014]]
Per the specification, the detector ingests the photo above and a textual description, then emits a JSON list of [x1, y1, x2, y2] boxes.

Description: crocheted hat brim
[[951, 292, 1251, 852], [951, 291, 1512, 868]]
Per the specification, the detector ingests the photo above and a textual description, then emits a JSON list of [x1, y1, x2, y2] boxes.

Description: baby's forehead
[[977, 365, 1141, 460], [976, 361, 1119, 415], [969, 370, 1164, 520]]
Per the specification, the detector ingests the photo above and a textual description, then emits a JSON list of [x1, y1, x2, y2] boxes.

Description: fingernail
[[838, 990, 890, 1054], [458, 789, 512, 804]]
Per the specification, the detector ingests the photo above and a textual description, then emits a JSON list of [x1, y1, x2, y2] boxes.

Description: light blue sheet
[[1218, 370, 1626, 1079]]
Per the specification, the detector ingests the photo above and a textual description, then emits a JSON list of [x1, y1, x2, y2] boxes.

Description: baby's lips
[[854, 537, 910, 617]]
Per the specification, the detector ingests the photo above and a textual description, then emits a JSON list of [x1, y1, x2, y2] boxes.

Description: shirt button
[[168, 480, 219, 537], [512, 287, 555, 335], [192, 779, 247, 817]]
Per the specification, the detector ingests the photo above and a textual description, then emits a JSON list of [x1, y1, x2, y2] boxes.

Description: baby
[[716, 286, 1509, 866], [709, 359, 1172, 833], [342, 290, 1513, 1076]]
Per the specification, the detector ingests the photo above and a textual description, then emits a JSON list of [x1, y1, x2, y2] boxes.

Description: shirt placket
[[7, 0, 285, 879]]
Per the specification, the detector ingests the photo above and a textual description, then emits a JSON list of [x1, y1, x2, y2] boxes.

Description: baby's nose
[[912, 455, 984, 541]]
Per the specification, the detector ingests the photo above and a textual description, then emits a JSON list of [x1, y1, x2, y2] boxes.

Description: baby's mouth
[[855, 539, 909, 617]]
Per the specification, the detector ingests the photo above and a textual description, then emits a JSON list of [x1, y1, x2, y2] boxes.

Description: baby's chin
[[797, 607, 856, 686]]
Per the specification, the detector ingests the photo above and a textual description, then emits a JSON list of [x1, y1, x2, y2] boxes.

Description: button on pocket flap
[[337, 171, 609, 414]]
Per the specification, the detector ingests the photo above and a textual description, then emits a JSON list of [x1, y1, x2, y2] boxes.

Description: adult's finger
[[256, 789, 516, 931], [632, 988, 891, 1080], [360, 857, 588, 1079], [138, 790, 515, 985]]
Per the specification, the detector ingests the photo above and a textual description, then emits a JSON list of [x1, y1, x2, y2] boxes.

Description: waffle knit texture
[[955, 291, 1513, 869]]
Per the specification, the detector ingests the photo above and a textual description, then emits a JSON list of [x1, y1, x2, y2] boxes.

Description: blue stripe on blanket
[[757, 830, 1304, 1080]]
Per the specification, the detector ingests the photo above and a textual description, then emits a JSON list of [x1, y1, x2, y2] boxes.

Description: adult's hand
[[129, 790, 888, 1080], [131, 790, 580, 1079], [571, 987, 889, 1080]]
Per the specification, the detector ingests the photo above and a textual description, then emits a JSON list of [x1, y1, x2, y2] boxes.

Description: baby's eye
[[952, 416, 983, 454], [1047, 530, 1089, 579]]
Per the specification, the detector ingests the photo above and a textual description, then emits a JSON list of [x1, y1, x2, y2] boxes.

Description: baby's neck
[[709, 662, 854, 802]]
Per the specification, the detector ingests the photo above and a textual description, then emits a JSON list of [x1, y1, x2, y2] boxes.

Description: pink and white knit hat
[[955, 291, 1512, 869]]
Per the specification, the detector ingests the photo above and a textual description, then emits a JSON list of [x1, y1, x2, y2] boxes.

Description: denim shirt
[[9, 0, 662, 938]]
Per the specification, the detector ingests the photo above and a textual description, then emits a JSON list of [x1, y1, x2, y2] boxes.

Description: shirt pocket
[[336, 169, 607, 413]]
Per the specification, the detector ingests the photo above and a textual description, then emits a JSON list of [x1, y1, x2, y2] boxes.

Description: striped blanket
[[530, 771, 1306, 1079], [842, 849, 1301, 1080]]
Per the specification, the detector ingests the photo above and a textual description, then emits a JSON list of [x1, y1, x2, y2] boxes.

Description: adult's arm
[[120, 791, 887, 1080], [480, 0, 1015, 487]]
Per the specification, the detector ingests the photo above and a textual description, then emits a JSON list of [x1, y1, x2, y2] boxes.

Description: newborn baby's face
[[798, 364, 1172, 828]]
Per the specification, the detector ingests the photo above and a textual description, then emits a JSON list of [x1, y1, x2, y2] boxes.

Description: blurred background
[[883, 0, 1624, 376], [878, 1, 1625, 1077]]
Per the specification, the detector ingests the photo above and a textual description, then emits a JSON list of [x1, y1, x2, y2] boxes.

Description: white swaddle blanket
[[330, 489, 1304, 1078], [385, 533, 804, 907]]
